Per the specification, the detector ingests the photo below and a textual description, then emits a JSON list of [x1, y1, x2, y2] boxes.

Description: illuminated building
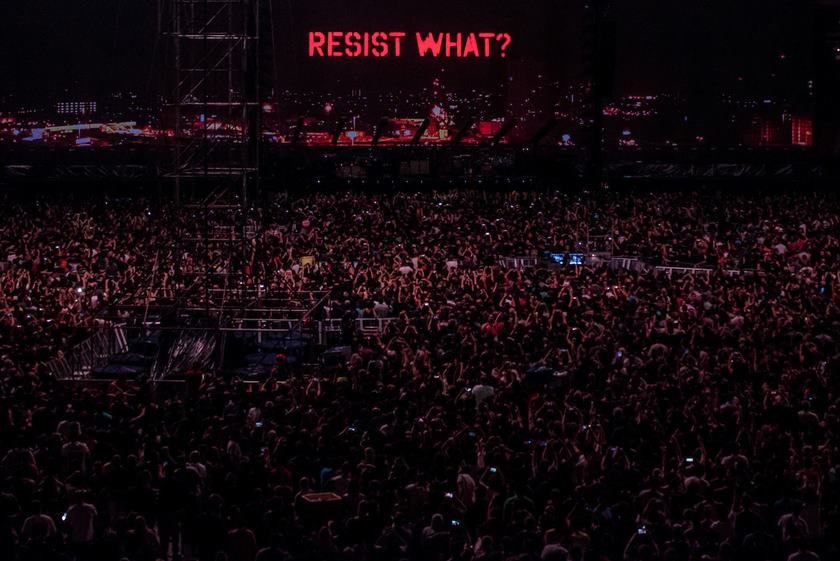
[[55, 101, 98, 116], [745, 115, 783, 146], [791, 116, 814, 146]]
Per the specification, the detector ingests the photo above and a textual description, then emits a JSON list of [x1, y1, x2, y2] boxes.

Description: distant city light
[[56, 101, 97, 115]]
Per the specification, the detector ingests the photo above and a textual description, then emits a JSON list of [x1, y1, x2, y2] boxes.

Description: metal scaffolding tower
[[147, 0, 266, 378], [161, 0, 261, 205]]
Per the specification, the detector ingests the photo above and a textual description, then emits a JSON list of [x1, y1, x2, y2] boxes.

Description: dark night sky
[[0, 0, 815, 102]]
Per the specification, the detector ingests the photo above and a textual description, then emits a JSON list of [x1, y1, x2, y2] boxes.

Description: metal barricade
[[497, 256, 539, 269], [47, 324, 129, 381]]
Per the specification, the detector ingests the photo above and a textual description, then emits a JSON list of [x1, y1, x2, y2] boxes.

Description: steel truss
[[161, 0, 261, 204], [156, 0, 266, 327]]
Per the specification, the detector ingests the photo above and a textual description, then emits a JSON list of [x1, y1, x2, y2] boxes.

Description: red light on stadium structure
[[791, 116, 813, 146], [478, 121, 502, 136]]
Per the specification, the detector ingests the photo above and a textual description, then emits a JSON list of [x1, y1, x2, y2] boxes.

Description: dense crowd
[[1, 189, 839, 561]]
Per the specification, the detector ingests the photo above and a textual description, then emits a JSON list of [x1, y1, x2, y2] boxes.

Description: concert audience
[[0, 189, 839, 561]]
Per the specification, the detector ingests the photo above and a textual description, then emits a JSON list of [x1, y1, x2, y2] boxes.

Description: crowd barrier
[[607, 260, 763, 278], [651, 264, 762, 278], [317, 317, 397, 345], [47, 325, 129, 380], [607, 257, 645, 272], [494, 253, 763, 279], [497, 256, 539, 269]]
